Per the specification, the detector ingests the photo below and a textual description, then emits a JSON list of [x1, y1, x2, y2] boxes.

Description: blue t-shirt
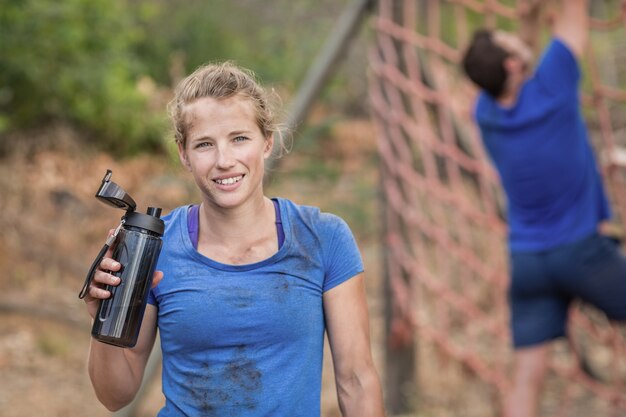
[[147, 198, 364, 416], [475, 38, 611, 252]]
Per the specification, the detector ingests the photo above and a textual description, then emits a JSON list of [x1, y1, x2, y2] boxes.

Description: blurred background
[[3, 0, 626, 416]]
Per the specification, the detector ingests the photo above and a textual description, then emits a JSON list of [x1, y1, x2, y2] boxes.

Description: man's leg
[[504, 343, 550, 417]]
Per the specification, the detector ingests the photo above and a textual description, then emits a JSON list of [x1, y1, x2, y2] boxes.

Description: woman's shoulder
[[276, 198, 351, 231], [160, 204, 192, 228]]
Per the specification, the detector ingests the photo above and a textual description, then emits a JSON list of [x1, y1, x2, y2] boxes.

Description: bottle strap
[[78, 219, 124, 299]]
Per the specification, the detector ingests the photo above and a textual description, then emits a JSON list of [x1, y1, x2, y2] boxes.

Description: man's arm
[[553, 0, 589, 58], [518, 0, 543, 54]]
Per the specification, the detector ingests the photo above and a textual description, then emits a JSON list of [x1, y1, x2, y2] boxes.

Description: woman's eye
[[196, 142, 212, 149], [233, 136, 249, 143]]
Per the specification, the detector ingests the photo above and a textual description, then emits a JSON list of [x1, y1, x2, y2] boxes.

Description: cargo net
[[369, 1, 626, 416]]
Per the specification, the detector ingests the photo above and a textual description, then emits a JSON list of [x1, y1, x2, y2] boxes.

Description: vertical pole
[[382, 2, 417, 414], [381, 185, 417, 414], [267, 0, 376, 173]]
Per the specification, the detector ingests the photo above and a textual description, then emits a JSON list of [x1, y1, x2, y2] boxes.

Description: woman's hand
[[83, 254, 122, 319], [83, 230, 163, 319]]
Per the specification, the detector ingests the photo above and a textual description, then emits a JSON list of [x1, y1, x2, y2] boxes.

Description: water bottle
[[79, 170, 164, 348]]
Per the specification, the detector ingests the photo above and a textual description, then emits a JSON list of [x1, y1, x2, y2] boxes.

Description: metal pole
[[267, 0, 375, 172]]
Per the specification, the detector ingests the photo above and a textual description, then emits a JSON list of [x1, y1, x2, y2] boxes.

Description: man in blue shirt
[[462, 1, 626, 416]]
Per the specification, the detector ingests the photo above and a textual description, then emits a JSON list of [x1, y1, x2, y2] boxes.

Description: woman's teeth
[[215, 176, 243, 185]]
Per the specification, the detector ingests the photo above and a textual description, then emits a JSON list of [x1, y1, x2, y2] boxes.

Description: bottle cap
[[124, 210, 165, 236], [95, 170, 137, 211]]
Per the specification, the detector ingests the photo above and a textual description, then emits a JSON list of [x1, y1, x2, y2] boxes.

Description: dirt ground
[[0, 119, 385, 417]]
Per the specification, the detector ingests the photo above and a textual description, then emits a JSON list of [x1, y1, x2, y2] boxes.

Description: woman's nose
[[216, 145, 236, 168]]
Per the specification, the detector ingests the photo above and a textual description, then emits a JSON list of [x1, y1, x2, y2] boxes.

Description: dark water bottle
[[79, 170, 164, 348], [91, 208, 163, 347]]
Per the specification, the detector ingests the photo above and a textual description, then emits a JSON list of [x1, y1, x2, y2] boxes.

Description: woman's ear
[[177, 142, 192, 171], [263, 134, 275, 159]]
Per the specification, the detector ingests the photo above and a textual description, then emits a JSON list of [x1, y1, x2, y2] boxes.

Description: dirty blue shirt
[[148, 198, 363, 416], [475, 39, 611, 252]]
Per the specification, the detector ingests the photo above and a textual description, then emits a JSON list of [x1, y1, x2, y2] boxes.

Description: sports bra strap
[[187, 200, 284, 250]]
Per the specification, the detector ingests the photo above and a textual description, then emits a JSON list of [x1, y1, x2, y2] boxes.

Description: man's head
[[462, 29, 534, 99]]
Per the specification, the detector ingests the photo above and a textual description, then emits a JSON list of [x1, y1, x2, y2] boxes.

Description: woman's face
[[178, 95, 273, 210]]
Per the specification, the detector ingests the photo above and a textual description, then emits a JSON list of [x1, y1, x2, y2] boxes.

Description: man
[[462, 1, 626, 417]]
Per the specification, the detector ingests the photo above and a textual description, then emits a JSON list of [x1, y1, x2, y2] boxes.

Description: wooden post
[[382, 1, 418, 414]]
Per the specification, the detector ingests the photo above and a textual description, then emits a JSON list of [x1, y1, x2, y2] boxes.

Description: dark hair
[[461, 30, 510, 98]]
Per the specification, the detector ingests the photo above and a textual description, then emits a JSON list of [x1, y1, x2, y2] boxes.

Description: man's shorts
[[510, 232, 626, 348]]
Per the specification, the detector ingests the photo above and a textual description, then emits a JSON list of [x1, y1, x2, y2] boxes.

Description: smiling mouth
[[213, 175, 243, 185]]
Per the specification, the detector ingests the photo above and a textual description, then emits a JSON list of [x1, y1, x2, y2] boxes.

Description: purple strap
[[187, 200, 284, 250], [272, 199, 285, 249], [188, 204, 200, 249]]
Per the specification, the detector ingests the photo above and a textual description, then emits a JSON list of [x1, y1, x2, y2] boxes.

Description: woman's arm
[[324, 273, 386, 417], [87, 305, 159, 411], [83, 253, 162, 411]]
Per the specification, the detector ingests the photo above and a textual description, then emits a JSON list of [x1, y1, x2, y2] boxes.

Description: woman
[[83, 61, 385, 417]]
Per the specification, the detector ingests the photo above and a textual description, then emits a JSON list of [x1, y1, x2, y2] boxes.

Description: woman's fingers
[[99, 257, 121, 272], [84, 258, 122, 302], [95, 268, 121, 287], [89, 284, 112, 300], [151, 271, 164, 288]]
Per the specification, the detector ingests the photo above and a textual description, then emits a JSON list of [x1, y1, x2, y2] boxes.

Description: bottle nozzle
[[95, 170, 137, 212], [147, 207, 162, 218]]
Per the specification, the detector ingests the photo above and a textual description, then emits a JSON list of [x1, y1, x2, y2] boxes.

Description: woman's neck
[[196, 196, 278, 265], [200, 196, 272, 239]]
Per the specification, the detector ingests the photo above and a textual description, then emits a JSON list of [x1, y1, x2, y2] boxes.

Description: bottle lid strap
[[78, 219, 124, 299]]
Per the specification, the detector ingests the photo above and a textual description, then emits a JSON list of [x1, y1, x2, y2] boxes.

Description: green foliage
[[0, 0, 165, 155], [128, 0, 338, 89], [128, 0, 240, 85], [0, 0, 367, 155]]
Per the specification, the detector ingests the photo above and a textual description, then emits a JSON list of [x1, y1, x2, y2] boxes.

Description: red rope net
[[369, 1, 626, 415]]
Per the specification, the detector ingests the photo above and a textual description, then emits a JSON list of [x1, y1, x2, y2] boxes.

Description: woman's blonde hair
[[167, 61, 286, 153]]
